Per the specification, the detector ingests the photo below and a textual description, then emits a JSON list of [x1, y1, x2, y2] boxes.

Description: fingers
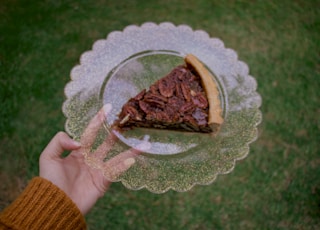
[[104, 147, 141, 169], [107, 139, 151, 167], [79, 103, 153, 180], [80, 104, 112, 149], [40, 132, 81, 159], [92, 130, 118, 161], [104, 157, 136, 180], [102, 140, 151, 180]]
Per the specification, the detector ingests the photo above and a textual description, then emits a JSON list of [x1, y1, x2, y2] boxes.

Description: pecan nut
[[179, 102, 196, 113], [159, 78, 175, 97], [192, 93, 208, 108], [181, 82, 191, 102]]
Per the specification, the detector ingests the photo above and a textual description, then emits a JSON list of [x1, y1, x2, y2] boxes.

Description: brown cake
[[114, 54, 224, 134]]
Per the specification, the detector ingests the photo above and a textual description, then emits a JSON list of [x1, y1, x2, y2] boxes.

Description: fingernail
[[124, 158, 135, 167], [72, 140, 81, 148], [103, 103, 112, 117]]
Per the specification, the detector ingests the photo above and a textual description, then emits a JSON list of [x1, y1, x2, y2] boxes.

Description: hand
[[39, 104, 147, 215]]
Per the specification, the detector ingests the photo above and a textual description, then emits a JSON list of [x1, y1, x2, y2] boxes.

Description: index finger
[[80, 104, 112, 148]]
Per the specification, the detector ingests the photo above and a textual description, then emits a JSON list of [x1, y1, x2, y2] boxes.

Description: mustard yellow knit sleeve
[[0, 177, 86, 230]]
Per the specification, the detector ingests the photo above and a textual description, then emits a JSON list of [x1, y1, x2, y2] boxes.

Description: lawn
[[0, 0, 319, 229]]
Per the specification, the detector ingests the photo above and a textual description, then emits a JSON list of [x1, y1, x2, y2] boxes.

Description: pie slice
[[114, 54, 224, 134]]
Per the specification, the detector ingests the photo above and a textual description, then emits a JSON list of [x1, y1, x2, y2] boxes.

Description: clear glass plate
[[63, 22, 262, 193]]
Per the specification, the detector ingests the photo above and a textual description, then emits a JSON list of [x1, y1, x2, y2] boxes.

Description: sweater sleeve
[[0, 177, 86, 230]]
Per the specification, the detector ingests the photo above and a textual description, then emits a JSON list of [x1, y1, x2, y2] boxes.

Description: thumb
[[41, 132, 81, 159]]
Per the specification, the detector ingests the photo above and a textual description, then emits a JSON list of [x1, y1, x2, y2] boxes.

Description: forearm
[[0, 177, 86, 230]]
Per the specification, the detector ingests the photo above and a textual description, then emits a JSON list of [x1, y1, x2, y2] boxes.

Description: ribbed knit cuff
[[0, 177, 86, 230]]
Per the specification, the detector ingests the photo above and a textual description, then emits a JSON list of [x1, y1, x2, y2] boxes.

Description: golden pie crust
[[185, 54, 224, 133]]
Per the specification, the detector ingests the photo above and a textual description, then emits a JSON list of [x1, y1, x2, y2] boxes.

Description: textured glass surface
[[63, 22, 262, 193]]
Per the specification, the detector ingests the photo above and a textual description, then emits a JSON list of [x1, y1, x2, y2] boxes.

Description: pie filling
[[114, 54, 223, 134]]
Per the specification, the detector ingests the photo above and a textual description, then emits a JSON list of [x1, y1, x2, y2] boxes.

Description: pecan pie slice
[[115, 54, 224, 134]]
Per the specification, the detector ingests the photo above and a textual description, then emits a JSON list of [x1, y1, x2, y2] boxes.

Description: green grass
[[1, 0, 319, 229]]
